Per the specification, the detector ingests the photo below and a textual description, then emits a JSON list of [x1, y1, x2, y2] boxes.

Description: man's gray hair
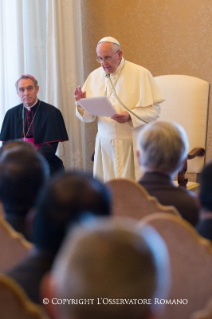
[[51, 218, 170, 319], [15, 74, 38, 91], [137, 121, 189, 176]]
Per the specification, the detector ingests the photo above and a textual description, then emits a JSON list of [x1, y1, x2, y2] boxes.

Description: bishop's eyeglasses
[[96, 50, 119, 63]]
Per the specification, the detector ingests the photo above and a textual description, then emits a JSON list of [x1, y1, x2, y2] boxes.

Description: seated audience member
[[42, 218, 170, 319], [0, 139, 36, 155], [0, 142, 49, 239], [6, 170, 111, 305], [196, 161, 212, 240], [137, 121, 199, 226]]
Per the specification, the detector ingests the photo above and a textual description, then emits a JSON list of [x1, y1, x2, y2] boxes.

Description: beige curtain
[[46, 0, 87, 171], [0, 0, 95, 172]]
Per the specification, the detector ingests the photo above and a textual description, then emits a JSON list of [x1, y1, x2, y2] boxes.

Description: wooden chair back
[[0, 217, 32, 271], [106, 178, 180, 219], [0, 275, 48, 319], [139, 213, 212, 319]]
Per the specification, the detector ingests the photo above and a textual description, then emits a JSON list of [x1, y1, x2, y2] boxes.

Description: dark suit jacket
[[5, 213, 30, 241], [6, 248, 54, 304], [196, 218, 212, 241], [139, 172, 199, 226]]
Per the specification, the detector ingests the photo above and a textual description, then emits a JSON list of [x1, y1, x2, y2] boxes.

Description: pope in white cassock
[[74, 36, 164, 182]]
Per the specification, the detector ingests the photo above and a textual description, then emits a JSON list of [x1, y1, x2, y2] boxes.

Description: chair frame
[[155, 74, 210, 188], [178, 147, 205, 187]]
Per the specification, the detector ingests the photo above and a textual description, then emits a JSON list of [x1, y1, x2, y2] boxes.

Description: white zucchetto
[[97, 36, 120, 46]]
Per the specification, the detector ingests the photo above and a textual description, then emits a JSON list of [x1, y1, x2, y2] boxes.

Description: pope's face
[[17, 78, 39, 107], [96, 42, 122, 74]]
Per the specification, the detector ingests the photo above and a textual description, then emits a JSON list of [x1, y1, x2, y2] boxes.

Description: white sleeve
[[128, 102, 161, 128], [76, 104, 96, 123]]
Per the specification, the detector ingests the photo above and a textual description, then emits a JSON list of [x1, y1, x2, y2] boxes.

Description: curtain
[[46, 0, 87, 170], [0, 0, 26, 116], [0, 0, 93, 172]]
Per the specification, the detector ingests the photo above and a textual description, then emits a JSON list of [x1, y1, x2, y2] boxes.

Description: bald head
[[43, 218, 170, 319]]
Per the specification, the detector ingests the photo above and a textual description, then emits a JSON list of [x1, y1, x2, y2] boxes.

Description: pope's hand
[[111, 111, 131, 123], [74, 86, 86, 102]]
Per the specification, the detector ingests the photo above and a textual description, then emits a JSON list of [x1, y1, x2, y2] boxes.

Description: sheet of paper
[[77, 96, 118, 117]]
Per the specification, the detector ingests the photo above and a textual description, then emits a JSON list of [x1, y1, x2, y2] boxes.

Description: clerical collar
[[24, 99, 38, 110], [112, 57, 125, 76], [104, 58, 125, 98]]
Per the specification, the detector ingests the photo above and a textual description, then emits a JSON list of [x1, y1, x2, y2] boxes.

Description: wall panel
[[81, 0, 212, 163]]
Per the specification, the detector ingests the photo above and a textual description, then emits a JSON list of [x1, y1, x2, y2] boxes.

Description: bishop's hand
[[74, 86, 86, 102], [111, 111, 131, 123]]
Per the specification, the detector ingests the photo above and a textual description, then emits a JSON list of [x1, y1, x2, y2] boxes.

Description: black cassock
[[0, 100, 69, 175]]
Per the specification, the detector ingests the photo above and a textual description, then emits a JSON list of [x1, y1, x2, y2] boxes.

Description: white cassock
[[76, 58, 164, 182]]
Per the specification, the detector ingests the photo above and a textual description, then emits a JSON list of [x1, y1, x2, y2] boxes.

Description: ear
[[40, 272, 60, 319], [36, 85, 40, 94], [117, 50, 123, 61], [136, 150, 141, 165]]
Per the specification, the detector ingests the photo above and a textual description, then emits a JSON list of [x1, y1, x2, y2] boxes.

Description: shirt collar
[[24, 99, 38, 110]]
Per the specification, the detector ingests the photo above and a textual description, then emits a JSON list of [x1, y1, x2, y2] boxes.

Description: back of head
[[0, 145, 49, 214], [0, 140, 35, 156], [137, 121, 189, 176], [48, 218, 169, 319], [33, 170, 111, 253], [199, 161, 212, 211]]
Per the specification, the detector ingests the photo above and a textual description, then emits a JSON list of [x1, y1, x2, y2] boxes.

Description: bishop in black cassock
[[0, 75, 69, 175]]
